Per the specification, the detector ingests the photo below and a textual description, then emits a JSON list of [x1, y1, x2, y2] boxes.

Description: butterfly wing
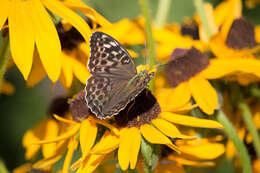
[[85, 32, 153, 119], [88, 31, 137, 78]]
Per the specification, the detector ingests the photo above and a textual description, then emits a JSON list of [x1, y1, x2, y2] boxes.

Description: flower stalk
[[138, 0, 156, 91], [193, 0, 212, 39], [239, 102, 260, 158], [155, 0, 171, 28], [216, 111, 252, 173], [140, 137, 159, 173], [0, 34, 10, 88]]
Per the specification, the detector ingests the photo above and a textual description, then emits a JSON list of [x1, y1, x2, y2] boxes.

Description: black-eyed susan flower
[[75, 88, 223, 172], [0, 0, 110, 82], [30, 91, 119, 173], [162, 47, 260, 114], [210, 0, 260, 61]]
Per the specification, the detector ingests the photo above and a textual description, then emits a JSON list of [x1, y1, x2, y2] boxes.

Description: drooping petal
[[118, 127, 141, 170], [53, 114, 78, 125], [29, 0, 61, 82], [0, 0, 10, 29], [152, 118, 194, 139], [63, 137, 78, 173], [33, 124, 80, 145], [189, 76, 218, 115], [61, 53, 74, 88], [90, 131, 119, 154], [79, 154, 105, 173], [43, 0, 91, 41], [42, 119, 59, 158], [201, 58, 260, 79], [9, 0, 35, 80], [140, 124, 179, 152], [159, 112, 223, 129], [33, 140, 69, 169], [80, 118, 97, 158], [93, 118, 119, 136]]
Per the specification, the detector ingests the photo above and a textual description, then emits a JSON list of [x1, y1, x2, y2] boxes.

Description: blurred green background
[[1, 0, 260, 172]]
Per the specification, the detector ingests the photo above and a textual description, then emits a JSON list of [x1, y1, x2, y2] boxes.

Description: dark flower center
[[181, 21, 200, 40], [165, 47, 209, 87], [48, 97, 69, 118], [69, 90, 91, 122], [226, 17, 257, 49], [115, 89, 161, 128]]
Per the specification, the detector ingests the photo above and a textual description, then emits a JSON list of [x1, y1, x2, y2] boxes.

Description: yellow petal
[[0, 0, 9, 29], [71, 58, 91, 84], [43, 0, 91, 41], [90, 131, 119, 154], [170, 156, 215, 167], [118, 127, 141, 170], [140, 124, 179, 152], [27, 51, 46, 87], [80, 154, 105, 173], [33, 140, 69, 169], [33, 124, 80, 145], [201, 58, 260, 79], [62, 0, 111, 27], [255, 25, 260, 43], [42, 119, 59, 158], [156, 82, 191, 111], [9, 0, 35, 80], [29, 0, 61, 82], [179, 142, 225, 160], [159, 112, 223, 129], [80, 118, 97, 158], [152, 118, 194, 139], [63, 137, 78, 173], [54, 114, 78, 125], [189, 76, 218, 115], [62, 53, 74, 88]]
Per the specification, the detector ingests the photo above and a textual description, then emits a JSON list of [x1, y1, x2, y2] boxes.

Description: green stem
[[193, 0, 212, 39], [141, 137, 159, 173], [239, 102, 260, 158], [155, 0, 171, 28], [216, 111, 252, 173], [0, 35, 10, 88], [138, 0, 156, 92]]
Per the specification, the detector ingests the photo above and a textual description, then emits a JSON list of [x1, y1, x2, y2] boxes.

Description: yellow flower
[[29, 91, 119, 173], [0, 0, 110, 82], [77, 89, 223, 172], [160, 47, 260, 114], [210, 0, 260, 60]]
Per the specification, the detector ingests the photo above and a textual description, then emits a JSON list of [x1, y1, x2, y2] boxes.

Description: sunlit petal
[[0, 0, 10, 29], [29, 0, 61, 82], [118, 127, 141, 170], [9, 0, 34, 80], [43, 0, 91, 41], [152, 118, 194, 139], [189, 76, 218, 115], [159, 112, 223, 129], [80, 118, 97, 158]]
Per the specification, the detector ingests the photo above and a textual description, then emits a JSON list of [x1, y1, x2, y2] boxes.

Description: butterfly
[[85, 31, 154, 119]]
